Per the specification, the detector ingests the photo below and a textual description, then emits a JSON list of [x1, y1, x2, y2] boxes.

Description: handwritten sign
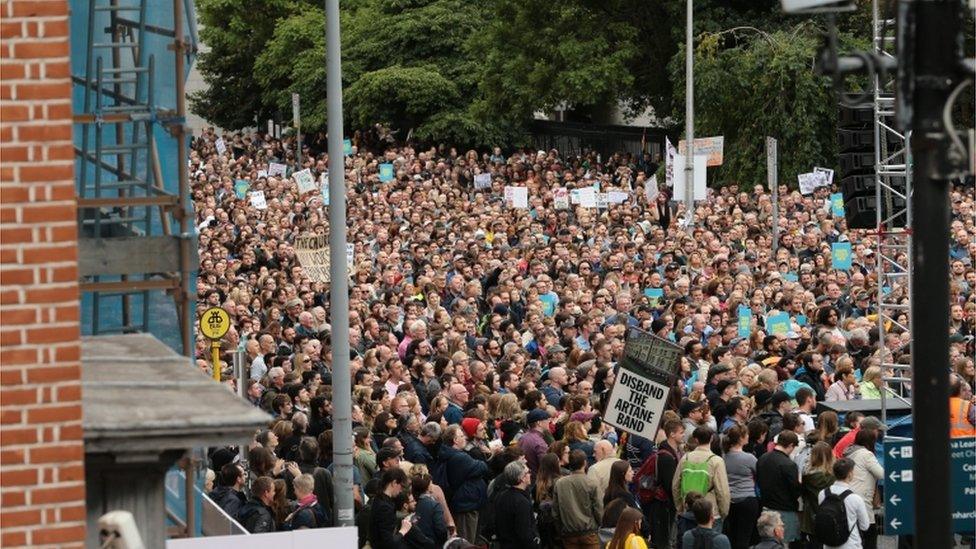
[[294, 234, 331, 284], [474, 173, 492, 190], [293, 169, 317, 194], [268, 163, 287, 177], [249, 191, 267, 210], [677, 136, 724, 166], [553, 187, 569, 210]]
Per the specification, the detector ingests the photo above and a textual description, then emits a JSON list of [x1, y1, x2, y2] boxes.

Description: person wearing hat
[[679, 398, 712, 444], [759, 391, 793, 439], [518, 409, 552, 476]]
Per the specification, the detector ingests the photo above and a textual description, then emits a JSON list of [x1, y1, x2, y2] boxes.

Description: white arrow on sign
[[889, 447, 900, 459], [890, 518, 902, 530], [889, 470, 900, 482], [889, 494, 901, 506]]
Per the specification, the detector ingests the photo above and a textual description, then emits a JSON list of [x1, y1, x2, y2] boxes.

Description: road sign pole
[[211, 341, 221, 382], [292, 93, 302, 168], [767, 137, 779, 254]]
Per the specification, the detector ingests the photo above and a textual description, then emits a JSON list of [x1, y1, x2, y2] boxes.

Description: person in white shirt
[[818, 457, 871, 549]]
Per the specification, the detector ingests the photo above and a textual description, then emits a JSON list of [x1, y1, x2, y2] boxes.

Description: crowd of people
[[191, 125, 976, 548]]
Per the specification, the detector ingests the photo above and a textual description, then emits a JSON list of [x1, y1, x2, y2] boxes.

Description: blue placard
[[321, 179, 330, 206], [737, 305, 751, 338], [783, 272, 798, 283], [343, 138, 353, 156], [831, 242, 853, 270], [539, 294, 557, 317], [883, 437, 976, 535], [830, 192, 845, 217], [644, 287, 664, 306], [766, 311, 790, 337], [378, 163, 394, 182], [233, 179, 250, 200], [796, 314, 807, 327]]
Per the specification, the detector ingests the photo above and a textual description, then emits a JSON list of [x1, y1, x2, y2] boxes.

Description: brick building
[[1, 0, 88, 546]]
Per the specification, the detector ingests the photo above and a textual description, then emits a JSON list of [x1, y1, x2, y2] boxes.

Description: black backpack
[[814, 489, 855, 546]]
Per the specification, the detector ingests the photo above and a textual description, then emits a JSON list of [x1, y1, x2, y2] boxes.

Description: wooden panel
[[78, 236, 184, 276]]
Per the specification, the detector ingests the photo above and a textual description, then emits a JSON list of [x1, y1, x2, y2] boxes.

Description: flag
[[665, 138, 676, 188]]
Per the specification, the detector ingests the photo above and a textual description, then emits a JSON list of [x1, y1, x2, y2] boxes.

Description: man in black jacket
[[238, 476, 277, 533], [793, 351, 827, 401], [368, 468, 416, 549], [208, 463, 246, 520], [756, 431, 801, 546], [491, 460, 540, 549]]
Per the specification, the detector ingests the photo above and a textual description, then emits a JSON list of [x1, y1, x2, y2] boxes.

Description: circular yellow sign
[[200, 307, 231, 340]]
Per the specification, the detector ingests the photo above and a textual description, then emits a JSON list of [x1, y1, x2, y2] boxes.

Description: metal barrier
[[201, 493, 249, 536]]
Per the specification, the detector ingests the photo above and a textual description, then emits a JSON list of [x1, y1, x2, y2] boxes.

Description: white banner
[[294, 234, 330, 283], [664, 137, 677, 187], [603, 367, 670, 440]]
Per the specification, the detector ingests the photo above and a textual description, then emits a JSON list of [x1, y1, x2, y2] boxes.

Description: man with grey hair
[[398, 319, 427, 360], [586, 439, 620, 503], [399, 413, 432, 465], [752, 510, 786, 548], [489, 460, 539, 548]]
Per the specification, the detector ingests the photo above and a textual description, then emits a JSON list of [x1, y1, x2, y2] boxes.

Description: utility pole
[[293, 93, 302, 168], [766, 137, 779, 254], [907, 1, 962, 545], [325, 0, 354, 527], [684, 0, 695, 226]]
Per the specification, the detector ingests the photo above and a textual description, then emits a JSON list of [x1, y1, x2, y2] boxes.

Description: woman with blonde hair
[[859, 366, 887, 399], [562, 420, 594, 465]]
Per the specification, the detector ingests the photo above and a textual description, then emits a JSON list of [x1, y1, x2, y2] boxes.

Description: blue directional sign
[[883, 437, 976, 535]]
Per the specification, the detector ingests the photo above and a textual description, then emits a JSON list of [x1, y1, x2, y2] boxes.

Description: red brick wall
[[0, 0, 87, 547]]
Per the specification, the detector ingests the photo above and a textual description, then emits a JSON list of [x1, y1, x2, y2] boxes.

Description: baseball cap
[[527, 409, 550, 425]]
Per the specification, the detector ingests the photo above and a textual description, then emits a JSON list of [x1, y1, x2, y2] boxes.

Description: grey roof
[[82, 333, 270, 453]]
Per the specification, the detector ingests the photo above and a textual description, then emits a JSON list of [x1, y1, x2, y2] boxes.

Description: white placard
[[267, 119, 274, 137], [248, 191, 267, 210], [578, 187, 597, 208], [608, 191, 629, 204], [664, 137, 677, 187], [603, 367, 669, 440], [268, 163, 287, 177], [645, 174, 659, 202], [596, 192, 609, 209], [257, 170, 268, 179], [320, 173, 330, 206], [346, 243, 355, 266], [294, 234, 331, 283], [570, 189, 581, 204], [798, 171, 828, 195], [293, 168, 316, 194], [813, 166, 834, 186], [215, 138, 227, 156], [671, 154, 709, 200], [504, 186, 528, 208], [553, 187, 569, 210], [474, 173, 492, 189]]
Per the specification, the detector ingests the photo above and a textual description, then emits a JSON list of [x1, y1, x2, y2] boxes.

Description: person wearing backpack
[[815, 458, 869, 549], [649, 419, 683, 549], [282, 473, 326, 529], [672, 427, 730, 533]]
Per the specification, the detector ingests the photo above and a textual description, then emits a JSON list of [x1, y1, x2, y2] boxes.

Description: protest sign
[[504, 186, 529, 208], [596, 193, 609, 209], [320, 173, 330, 206], [294, 234, 331, 284], [766, 312, 791, 337], [783, 272, 798, 283], [553, 187, 570, 210], [578, 187, 597, 208], [570, 189, 581, 205], [738, 305, 752, 338], [346, 243, 354, 266], [268, 163, 287, 177], [539, 294, 557, 317], [671, 154, 708, 200], [378, 163, 395, 182], [645, 175, 659, 202], [678, 136, 724, 166], [249, 191, 267, 210], [643, 287, 664, 306], [608, 191, 629, 204], [473, 173, 492, 190], [796, 314, 808, 327], [603, 329, 681, 439], [293, 169, 317, 194], [665, 138, 677, 187], [798, 172, 828, 195], [343, 139, 353, 156], [832, 242, 853, 270], [830, 192, 845, 217], [814, 167, 834, 186], [257, 170, 268, 179], [233, 179, 250, 200], [215, 138, 227, 156]]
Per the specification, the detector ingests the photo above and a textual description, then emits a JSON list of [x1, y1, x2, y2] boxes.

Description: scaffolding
[[872, 0, 913, 426], [72, 0, 197, 355]]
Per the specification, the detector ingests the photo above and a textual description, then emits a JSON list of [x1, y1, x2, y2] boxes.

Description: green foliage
[[191, 0, 298, 129], [668, 25, 868, 189]]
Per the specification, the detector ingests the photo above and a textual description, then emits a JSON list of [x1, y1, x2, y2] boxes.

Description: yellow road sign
[[200, 307, 231, 340]]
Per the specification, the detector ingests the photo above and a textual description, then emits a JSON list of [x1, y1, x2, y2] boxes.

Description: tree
[[190, 0, 298, 129], [668, 24, 869, 188]]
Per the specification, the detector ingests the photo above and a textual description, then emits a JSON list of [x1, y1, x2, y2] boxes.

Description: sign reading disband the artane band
[[603, 329, 681, 440]]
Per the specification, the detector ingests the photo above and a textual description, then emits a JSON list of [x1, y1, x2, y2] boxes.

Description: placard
[[504, 186, 528, 208], [737, 305, 752, 338], [578, 187, 597, 208], [553, 187, 569, 210], [539, 293, 557, 317], [268, 163, 287, 177], [215, 138, 227, 156], [293, 169, 317, 194], [596, 192, 609, 209], [798, 172, 828, 195], [645, 174, 659, 202], [294, 234, 331, 284], [766, 312, 790, 337], [602, 329, 681, 440], [671, 154, 708, 200], [320, 173, 330, 206], [474, 173, 492, 190], [257, 170, 268, 179], [233, 179, 250, 200], [378, 163, 395, 182], [830, 192, 845, 217], [343, 139, 353, 156], [814, 166, 834, 186], [832, 242, 853, 270], [608, 191, 629, 204], [643, 287, 664, 306], [248, 191, 267, 210], [665, 138, 677, 187], [678, 136, 725, 166], [570, 189, 581, 204]]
